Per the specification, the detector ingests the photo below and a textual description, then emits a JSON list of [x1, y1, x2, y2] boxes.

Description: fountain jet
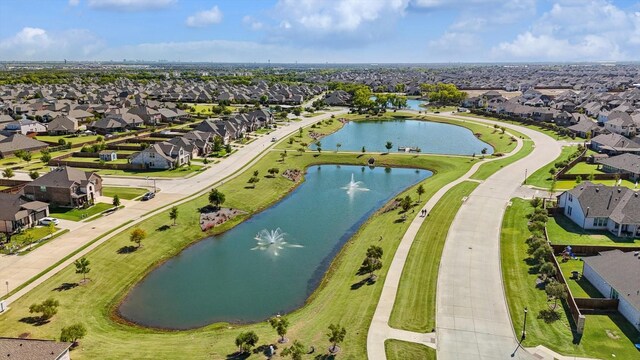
[[251, 228, 303, 256], [343, 173, 370, 197]]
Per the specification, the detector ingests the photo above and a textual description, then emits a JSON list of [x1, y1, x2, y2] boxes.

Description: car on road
[[39, 217, 60, 226], [271, 137, 277, 142], [142, 192, 155, 201]]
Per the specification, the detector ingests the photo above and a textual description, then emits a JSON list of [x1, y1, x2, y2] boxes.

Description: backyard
[[546, 213, 640, 246]]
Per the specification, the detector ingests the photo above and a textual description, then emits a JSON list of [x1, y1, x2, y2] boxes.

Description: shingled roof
[[0, 337, 71, 360], [583, 250, 640, 312]]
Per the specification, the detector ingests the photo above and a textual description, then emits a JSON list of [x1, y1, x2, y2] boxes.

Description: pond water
[[312, 119, 493, 155], [370, 96, 427, 111], [119, 165, 431, 329]]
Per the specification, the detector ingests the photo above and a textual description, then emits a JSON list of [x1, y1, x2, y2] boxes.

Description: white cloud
[[87, 0, 175, 12], [0, 27, 105, 60], [494, 0, 640, 61], [68, 0, 80, 6], [242, 16, 264, 31], [186, 6, 223, 28]]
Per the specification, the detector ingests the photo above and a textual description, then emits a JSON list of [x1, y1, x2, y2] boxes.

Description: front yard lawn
[[84, 164, 204, 178], [0, 226, 60, 254], [49, 202, 115, 221], [546, 213, 640, 246], [102, 187, 148, 200]]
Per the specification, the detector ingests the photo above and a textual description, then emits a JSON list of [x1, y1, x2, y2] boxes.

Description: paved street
[[0, 110, 344, 306], [367, 112, 563, 360]]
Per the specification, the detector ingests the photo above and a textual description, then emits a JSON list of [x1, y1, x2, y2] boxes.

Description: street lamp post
[[5, 281, 8, 296], [524, 169, 528, 185], [521, 307, 528, 341]]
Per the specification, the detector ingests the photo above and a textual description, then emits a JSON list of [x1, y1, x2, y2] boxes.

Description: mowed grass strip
[[385, 339, 436, 360], [526, 145, 578, 188], [102, 186, 148, 200], [0, 151, 472, 359], [502, 199, 640, 359], [424, 115, 518, 154], [388, 181, 479, 332]]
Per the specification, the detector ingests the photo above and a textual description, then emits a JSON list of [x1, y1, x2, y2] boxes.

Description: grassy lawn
[[83, 164, 204, 178], [555, 179, 638, 190], [502, 199, 640, 359], [35, 135, 101, 145], [546, 214, 640, 246], [49, 203, 115, 222], [556, 257, 603, 299], [470, 139, 534, 181], [0, 151, 472, 359], [457, 112, 573, 140], [64, 157, 130, 164], [565, 162, 605, 175], [102, 187, 148, 200], [526, 145, 579, 188], [0, 226, 60, 254], [425, 115, 518, 154], [385, 340, 436, 360], [389, 181, 479, 332], [276, 117, 345, 151]]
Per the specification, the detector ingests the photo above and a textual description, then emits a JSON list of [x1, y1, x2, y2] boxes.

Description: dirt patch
[[605, 329, 620, 340], [282, 169, 302, 182]]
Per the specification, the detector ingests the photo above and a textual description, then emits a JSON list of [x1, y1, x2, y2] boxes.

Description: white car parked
[[39, 217, 60, 226]]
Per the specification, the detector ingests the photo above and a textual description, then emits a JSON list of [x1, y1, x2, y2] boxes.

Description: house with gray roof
[[130, 142, 189, 170], [557, 182, 640, 237], [596, 153, 640, 181], [590, 133, 640, 155], [0, 134, 48, 158], [582, 250, 640, 331], [0, 337, 71, 360], [47, 115, 79, 135], [0, 193, 49, 235], [23, 166, 102, 208]]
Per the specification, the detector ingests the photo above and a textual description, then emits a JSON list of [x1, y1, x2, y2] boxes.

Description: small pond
[[312, 119, 493, 155], [119, 165, 430, 329]]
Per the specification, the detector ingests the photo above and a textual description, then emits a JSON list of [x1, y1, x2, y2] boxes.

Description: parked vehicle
[[271, 137, 277, 142], [142, 192, 155, 201], [39, 217, 60, 226]]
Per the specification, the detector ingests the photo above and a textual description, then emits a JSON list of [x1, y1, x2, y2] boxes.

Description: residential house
[[47, 115, 79, 135], [604, 111, 637, 137], [0, 134, 48, 158], [23, 166, 103, 208], [557, 182, 640, 237], [590, 133, 640, 155], [0, 193, 49, 235], [0, 337, 72, 360], [596, 153, 640, 181], [129, 142, 189, 170], [582, 250, 640, 331], [2, 119, 47, 135]]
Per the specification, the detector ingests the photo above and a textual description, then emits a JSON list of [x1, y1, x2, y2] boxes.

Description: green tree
[[225, 143, 232, 153], [533, 243, 553, 263], [385, 141, 393, 153], [281, 340, 306, 360], [13, 150, 26, 160], [400, 195, 413, 212], [268, 167, 280, 177], [29, 298, 59, 322], [530, 197, 542, 208], [2, 168, 14, 179], [74, 257, 91, 282], [545, 281, 567, 311], [336, 142, 342, 152], [575, 175, 583, 184], [60, 323, 87, 346], [416, 184, 425, 201], [208, 188, 225, 209], [253, 170, 259, 177], [22, 152, 32, 163], [248, 176, 260, 188], [327, 324, 347, 353], [130, 228, 146, 248], [47, 222, 56, 237], [212, 136, 223, 152], [481, 147, 488, 155], [298, 127, 303, 137], [366, 245, 383, 260], [169, 206, 178, 226], [112, 194, 120, 207], [29, 170, 40, 179], [588, 172, 595, 182], [40, 150, 51, 164], [235, 331, 259, 354], [539, 261, 557, 281], [362, 146, 366, 153], [268, 315, 290, 343], [360, 256, 382, 279]]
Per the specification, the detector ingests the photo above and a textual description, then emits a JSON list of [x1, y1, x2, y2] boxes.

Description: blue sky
[[0, 0, 639, 63]]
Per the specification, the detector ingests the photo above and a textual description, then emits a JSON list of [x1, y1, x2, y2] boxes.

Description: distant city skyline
[[0, 0, 639, 63]]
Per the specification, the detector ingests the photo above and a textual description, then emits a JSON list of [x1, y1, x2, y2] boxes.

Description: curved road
[[367, 112, 562, 360]]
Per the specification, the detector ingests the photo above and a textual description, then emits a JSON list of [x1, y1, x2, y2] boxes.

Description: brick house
[[23, 167, 103, 208]]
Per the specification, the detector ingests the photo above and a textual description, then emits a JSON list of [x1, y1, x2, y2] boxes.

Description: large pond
[[312, 119, 493, 155], [370, 96, 427, 111], [119, 165, 431, 329]]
